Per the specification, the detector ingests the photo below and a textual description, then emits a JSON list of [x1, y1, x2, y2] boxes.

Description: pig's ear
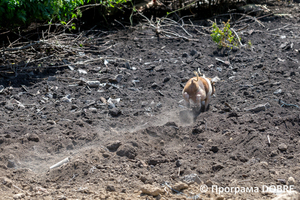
[[211, 76, 220, 84]]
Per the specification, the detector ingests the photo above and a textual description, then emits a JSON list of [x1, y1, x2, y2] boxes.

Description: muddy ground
[[1, 2, 300, 200]]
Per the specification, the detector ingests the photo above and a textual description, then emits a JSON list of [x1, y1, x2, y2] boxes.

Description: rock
[[124, 62, 130, 69], [87, 81, 100, 88], [172, 182, 188, 191], [13, 193, 25, 200], [163, 77, 170, 83], [151, 82, 159, 89], [287, 177, 295, 185], [141, 184, 164, 196], [89, 107, 97, 113], [278, 143, 287, 151], [270, 150, 278, 157], [190, 50, 197, 56], [27, 133, 39, 142], [277, 179, 286, 184], [216, 67, 222, 72], [181, 174, 202, 185], [212, 163, 224, 171], [274, 89, 283, 95], [197, 144, 203, 148], [182, 52, 189, 58], [5, 103, 14, 111], [109, 107, 122, 117], [7, 160, 16, 168], [0, 177, 13, 187], [116, 144, 137, 159], [244, 103, 270, 113], [260, 161, 268, 167], [108, 103, 115, 109], [61, 94, 72, 103], [156, 102, 162, 108], [176, 160, 182, 167], [47, 120, 56, 125], [106, 140, 122, 151], [115, 74, 123, 83], [205, 180, 213, 187], [210, 146, 219, 153], [106, 185, 116, 192]]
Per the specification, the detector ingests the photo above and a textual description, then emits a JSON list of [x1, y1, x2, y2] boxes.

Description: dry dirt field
[[1, 2, 300, 200]]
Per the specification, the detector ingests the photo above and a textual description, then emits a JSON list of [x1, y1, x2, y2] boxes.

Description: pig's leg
[[196, 94, 202, 112], [183, 92, 190, 108], [204, 96, 210, 111]]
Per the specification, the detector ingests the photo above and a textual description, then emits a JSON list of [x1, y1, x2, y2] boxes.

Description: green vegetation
[[210, 20, 238, 49], [0, 0, 127, 29]]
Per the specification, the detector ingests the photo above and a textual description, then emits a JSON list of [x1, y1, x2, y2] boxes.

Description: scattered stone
[[244, 102, 270, 113], [13, 193, 25, 200], [47, 76, 57, 81], [274, 89, 283, 95], [182, 52, 189, 58], [278, 143, 287, 151], [288, 177, 295, 185], [212, 163, 224, 171], [78, 68, 87, 74], [100, 97, 107, 104], [89, 107, 97, 113], [181, 174, 202, 185], [5, 103, 14, 111], [253, 63, 263, 69], [197, 144, 203, 148], [176, 160, 182, 167], [270, 150, 278, 157], [107, 98, 120, 105], [141, 184, 164, 196], [61, 94, 72, 103], [27, 133, 40, 142], [205, 180, 213, 187], [7, 160, 16, 168], [123, 62, 130, 69], [271, 82, 281, 86], [216, 67, 222, 72], [172, 182, 188, 191], [108, 103, 115, 109], [116, 144, 137, 159], [210, 146, 219, 153], [47, 120, 56, 125], [190, 49, 197, 56], [238, 155, 249, 163], [109, 107, 122, 117], [151, 82, 159, 89], [0, 177, 13, 187], [277, 179, 286, 184], [106, 140, 122, 151], [115, 74, 123, 83], [87, 81, 100, 88], [156, 102, 162, 108], [163, 76, 170, 83], [260, 161, 268, 167], [106, 185, 116, 192]]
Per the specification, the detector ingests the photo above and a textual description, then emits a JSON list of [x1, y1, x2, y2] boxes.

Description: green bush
[[210, 20, 238, 49], [0, 0, 127, 29]]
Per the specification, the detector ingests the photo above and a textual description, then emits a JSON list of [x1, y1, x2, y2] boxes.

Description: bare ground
[[1, 2, 300, 200]]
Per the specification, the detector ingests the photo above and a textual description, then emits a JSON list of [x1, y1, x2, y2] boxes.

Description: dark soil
[[1, 2, 300, 200]]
